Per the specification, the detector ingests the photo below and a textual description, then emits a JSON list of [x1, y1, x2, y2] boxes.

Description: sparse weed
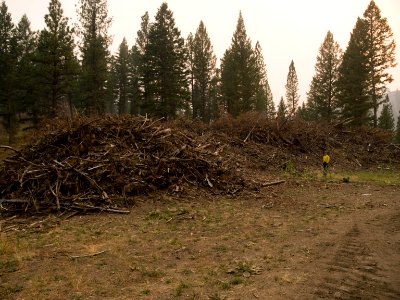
[[141, 269, 164, 279], [209, 292, 223, 300], [140, 289, 151, 296], [283, 160, 295, 175], [229, 276, 243, 285], [174, 282, 189, 297], [0, 258, 18, 273]]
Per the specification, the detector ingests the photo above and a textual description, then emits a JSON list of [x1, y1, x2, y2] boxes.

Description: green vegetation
[[332, 169, 400, 185], [174, 282, 189, 297]]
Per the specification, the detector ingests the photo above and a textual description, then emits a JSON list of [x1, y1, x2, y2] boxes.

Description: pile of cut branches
[[0, 115, 241, 215], [209, 113, 399, 169]]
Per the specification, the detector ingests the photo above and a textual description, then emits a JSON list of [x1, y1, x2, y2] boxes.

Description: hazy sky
[[5, 0, 400, 104]]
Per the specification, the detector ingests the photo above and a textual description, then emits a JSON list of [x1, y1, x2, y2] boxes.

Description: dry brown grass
[[2, 179, 400, 299]]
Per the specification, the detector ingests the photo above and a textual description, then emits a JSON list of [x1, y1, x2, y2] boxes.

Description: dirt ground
[[1, 173, 400, 300]]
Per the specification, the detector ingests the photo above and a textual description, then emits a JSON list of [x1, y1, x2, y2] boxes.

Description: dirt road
[[1, 179, 400, 299]]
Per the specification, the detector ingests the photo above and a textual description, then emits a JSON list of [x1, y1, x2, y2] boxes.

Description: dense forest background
[[0, 0, 398, 144]]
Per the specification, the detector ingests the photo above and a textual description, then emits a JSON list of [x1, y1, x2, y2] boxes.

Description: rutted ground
[[1, 179, 400, 299]]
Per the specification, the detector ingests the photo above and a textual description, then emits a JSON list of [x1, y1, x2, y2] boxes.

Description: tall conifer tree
[[186, 33, 195, 117], [189, 21, 217, 122], [128, 45, 141, 115], [307, 31, 342, 122], [0, 1, 16, 143], [337, 18, 370, 126], [104, 55, 117, 113], [378, 96, 395, 131], [35, 0, 78, 117], [395, 112, 400, 143], [363, 0, 397, 127], [253, 41, 270, 113], [130, 11, 149, 114], [135, 11, 149, 56], [285, 60, 300, 116], [265, 82, 276, 119], [221, 12, 257, 117], [78, 0, 111, 115], [12, 15, 37, 118], [116, 37, 129, 114], [142, 2, 189, 118], [277, 96, 287, 120]]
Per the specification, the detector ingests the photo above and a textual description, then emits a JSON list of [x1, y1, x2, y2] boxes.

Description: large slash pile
[[1, 113, 399, 216], [0, 116, 241, 215]]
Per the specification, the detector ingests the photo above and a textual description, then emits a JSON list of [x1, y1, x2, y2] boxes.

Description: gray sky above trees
[[5, 0, 400, 104]]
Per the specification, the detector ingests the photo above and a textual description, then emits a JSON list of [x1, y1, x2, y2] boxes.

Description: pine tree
[[363, 0, 397, 127], [128, 45, 141, 115], [277, 96, 287, 120], [253, 41, 270, 113], [395, 112, 400, 143], [265, 82, 275, 119], [0, 0, 16, 143], [337, 18, 370, 126], [130, 11, 149, 115], [34, 0, 78, 117], [186, 32, 195, 117], [135, 11, 149, 56], [142, 2, 189, 118], [208, 68, 221, 121], [104, 55, 117, 113], [307, 31, 342, 122], [116, 37, 129, 114], [285, 60, 300, 116], [378, 96, 395, 131], [221, 12, 257, 117], [189, 21, 217, 122], [78, 0, 111, 115], [12, 15, 37, 119]]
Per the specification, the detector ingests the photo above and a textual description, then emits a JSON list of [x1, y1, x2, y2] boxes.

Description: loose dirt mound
[[1, 113, 398, 215]]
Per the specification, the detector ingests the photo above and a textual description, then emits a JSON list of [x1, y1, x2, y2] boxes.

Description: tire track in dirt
[[384, 212, 400, 233], [313, 225, 400, 299]]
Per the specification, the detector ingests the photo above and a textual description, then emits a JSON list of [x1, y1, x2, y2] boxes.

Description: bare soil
[[1, 176, 399, 300]]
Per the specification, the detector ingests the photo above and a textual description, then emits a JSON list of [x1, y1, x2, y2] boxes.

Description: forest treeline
[[0, 0, 398, 144]]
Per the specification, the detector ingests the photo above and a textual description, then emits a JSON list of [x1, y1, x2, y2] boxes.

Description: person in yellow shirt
[[323, 151, 331, 177]]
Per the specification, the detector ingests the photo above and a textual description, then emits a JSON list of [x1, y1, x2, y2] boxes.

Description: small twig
[[2, 215, 17, 223], [3, 225, 18, 232], [244, 124, 257, 143], [72, 204, 130, 214], [0, 145, 22, 156], [49, 183, 60, 211], [389, 143, 400, 150], [69, 250, 108, 259], [354, 158, 362, 167], [28, 218, 48, 228], [261, 180, 286, 187], [205, 173, 213, 188], [0, 199, 30, 204]]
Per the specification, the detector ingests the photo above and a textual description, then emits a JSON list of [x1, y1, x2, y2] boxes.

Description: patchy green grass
[[329, 169, 400, 185], [291, 167, 400, 185]]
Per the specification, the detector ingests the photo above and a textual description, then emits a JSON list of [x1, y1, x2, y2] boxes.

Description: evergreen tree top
[[135, 11, 149, 55], [77, 0, 112, 45], [44, 0, 72, 35], [230, 11, 252, 51], [0, 1, 14, 53]]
